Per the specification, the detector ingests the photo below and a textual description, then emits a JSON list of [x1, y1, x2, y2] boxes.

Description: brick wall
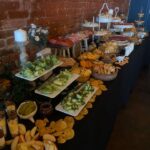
[[0, 0, 130, 71]]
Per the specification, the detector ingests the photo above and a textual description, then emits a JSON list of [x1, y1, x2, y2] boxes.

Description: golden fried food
[[100, 85, 108, 91], [99, 41, 118, 54], [79, 52, 100, 60], [57, 137, 66, 144], [35, 119, 48, 129], [55, 119, 67, 132], [86, 103, 93, 109], [80, 60, 93, 69], [96, 89, 102, 95], [61, 128, 75, 140], [59, 57, 76, 67], [89, 78, 104, 87], [74, 115, 84, 121], [71, 66, 92, 82], [93, 49, 104, 57], [64, 116, 75, 128], [81, 108, 88, 115], [93, 61, 116, 75]]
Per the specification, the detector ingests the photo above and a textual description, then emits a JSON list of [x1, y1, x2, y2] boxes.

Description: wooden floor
[[106, 67, 150, 150]]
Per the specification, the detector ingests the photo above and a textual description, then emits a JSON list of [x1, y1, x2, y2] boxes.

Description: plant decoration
[[28, 24, 49, 49]]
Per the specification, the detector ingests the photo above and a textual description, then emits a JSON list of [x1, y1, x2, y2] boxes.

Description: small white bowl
[[17, 101, 37, 123]]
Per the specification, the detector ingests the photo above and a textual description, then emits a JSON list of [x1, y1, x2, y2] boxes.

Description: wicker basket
[[92, 70, 118, 81]]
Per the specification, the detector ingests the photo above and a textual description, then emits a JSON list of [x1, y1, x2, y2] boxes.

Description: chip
[[81, 108, 88, 115], [64, 116, 75, 128], [75, 115, 84, 121], [100, 85, 108, 91], [57, 137, 66, 144], [86, 103, 93, 109], [62, 128, 75, 140], [55, 120, 67, 132]]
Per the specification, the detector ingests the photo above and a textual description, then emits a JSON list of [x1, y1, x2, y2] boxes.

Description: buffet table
[[2, 36, 150, 150], [57, 36, 150, 150]]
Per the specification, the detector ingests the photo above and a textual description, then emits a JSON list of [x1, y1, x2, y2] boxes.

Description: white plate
[[82, 23, 99, 28], [113, 24, 134, 29], [94, 31, 109, 36], [35, 73, 80, 98], [15, 61, 63, 81], [111, 18, 121, 23], [55, 86, 98, 116], [96, 17, 112, 23]]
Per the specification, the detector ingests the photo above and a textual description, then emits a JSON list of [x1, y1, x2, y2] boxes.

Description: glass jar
[[0, 129, 5, 149], [7, 110, 18, 137], [0, 111, 7, 137]]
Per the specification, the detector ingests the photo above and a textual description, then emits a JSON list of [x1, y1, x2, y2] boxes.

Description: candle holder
[[16, 41, 28, 67]]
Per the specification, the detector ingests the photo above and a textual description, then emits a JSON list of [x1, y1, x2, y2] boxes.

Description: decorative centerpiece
[[28, 24, 49, 50]]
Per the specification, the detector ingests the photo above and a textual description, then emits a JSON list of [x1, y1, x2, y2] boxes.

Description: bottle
[[7, 110, 18, 137], [0, 129, 5, 149], [0, 111, 7, 137]]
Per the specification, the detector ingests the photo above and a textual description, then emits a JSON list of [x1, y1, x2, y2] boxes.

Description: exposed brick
[[0, 0, 130, 66], [0, 12, 7, 20], [8, 11, 29, 19], [7, 37, 15, 47], [0, 1, 19, 11], [0, 30, 14, 39], [0, 40, 5, 48]]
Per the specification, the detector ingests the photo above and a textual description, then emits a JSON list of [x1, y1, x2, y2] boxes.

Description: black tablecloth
[[58, 37, 150, 150], [3, 36, 150, 150]]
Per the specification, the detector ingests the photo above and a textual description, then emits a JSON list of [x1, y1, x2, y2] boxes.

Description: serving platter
[[82, 22, 99, 28], [55, 85, 97, 116], [96, 16, 112, 23], [94, 30, 109, 36], [15, 61, 63, 81], [35, 73, 80, 98], [113, 24, 134, 29]]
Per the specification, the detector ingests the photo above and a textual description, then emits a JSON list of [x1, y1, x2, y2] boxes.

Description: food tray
[[35, 73, 80, 98], [15, 61, 63, 81], [55, 86, 98, 116], [92, 70, 118, 81]]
